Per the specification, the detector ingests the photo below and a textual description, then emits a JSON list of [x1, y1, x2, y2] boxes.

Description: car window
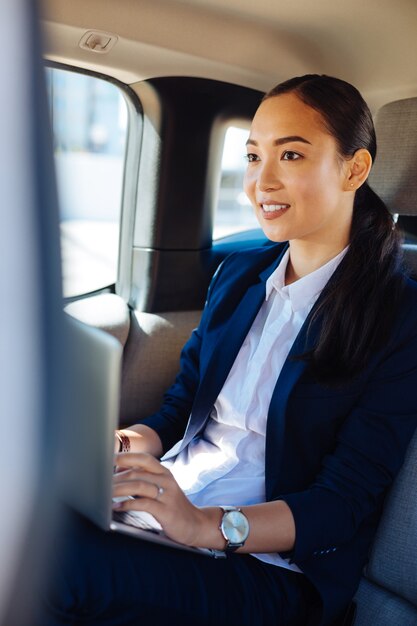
[[45, 67, 128, 298], [213, 125, 258, 240]]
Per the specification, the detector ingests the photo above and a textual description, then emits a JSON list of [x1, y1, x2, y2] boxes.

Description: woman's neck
[[285, 240, 348, 286]]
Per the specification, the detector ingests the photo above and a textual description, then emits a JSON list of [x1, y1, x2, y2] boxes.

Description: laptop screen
[[58, 315, 122, 529]]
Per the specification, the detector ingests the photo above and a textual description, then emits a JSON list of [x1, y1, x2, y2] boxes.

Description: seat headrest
[[368, 97, 417, 216]]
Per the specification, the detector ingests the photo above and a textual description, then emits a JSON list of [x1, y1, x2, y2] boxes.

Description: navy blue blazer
[[142, 242, 417, 625]]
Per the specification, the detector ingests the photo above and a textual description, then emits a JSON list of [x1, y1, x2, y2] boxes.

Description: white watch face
[[221, 509, 250, 545]]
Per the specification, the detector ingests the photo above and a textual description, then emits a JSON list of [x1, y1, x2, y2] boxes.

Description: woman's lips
[[259, 203, 290, 219]]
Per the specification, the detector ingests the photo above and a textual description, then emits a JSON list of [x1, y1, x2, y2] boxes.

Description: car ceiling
[[41, 0, 417, 112]]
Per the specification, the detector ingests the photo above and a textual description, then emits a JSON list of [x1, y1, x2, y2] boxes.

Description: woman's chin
[[258, 223, 289, 243]]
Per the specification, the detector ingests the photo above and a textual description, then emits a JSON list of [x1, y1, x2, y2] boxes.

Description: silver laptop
[[60, 315, 224, 558]]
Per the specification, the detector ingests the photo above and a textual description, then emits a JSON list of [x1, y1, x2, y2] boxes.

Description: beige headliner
[[41, 0, 417, 112]]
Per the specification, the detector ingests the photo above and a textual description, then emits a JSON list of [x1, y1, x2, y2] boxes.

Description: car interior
[[1, 0, 416, 624]]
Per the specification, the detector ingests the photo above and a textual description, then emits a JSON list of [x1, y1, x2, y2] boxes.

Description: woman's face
[[243, 93, 354, 248]]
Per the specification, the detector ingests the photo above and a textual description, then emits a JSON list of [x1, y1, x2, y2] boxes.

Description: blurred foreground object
[[0, 1, 65, 624]]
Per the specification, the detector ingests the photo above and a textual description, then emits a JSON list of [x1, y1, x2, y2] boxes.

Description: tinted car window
[[46, 67, 128, 297], [214, 125, 258, 240]]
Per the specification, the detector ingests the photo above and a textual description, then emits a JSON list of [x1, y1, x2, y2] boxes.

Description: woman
[[45, 75, 417, 626]]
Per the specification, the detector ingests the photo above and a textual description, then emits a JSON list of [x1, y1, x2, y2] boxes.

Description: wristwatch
[[219, 506, 250, 552]]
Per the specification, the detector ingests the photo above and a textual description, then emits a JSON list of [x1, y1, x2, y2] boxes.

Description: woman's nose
[[256, 162, 282, 192]]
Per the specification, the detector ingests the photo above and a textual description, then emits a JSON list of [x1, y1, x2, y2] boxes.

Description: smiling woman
[[40, 75, 417, 626], [244, 75, 402, 384]]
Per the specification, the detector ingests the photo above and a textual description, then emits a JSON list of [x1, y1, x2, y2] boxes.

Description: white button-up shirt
[[162, 247, 347, 571]]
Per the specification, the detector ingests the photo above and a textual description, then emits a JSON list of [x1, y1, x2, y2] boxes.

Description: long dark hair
[[265, 75, 404, 384]]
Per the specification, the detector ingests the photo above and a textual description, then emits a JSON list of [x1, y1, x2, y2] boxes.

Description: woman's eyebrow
[[246, 135, 312, 147]]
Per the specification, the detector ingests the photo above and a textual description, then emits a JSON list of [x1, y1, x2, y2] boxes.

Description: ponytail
[[304, 183, 404, 384]]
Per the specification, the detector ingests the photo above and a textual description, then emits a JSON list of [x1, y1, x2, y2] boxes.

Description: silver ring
[[156, 484, 164, 499]]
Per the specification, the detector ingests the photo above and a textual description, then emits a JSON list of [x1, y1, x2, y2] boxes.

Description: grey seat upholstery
[[354, 430, 417, 625], [353, 96, 417, 625], [65, 293, 131, 347], [64, 295, 202, 427], [368, 97, 417, 278], [119, 310, 201, 426]]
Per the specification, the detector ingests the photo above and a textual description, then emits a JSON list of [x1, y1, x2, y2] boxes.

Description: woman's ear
[[344, 149, 373, 191]]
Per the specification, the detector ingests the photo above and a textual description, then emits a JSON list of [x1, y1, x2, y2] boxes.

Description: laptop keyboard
[[112, 508, 163, 533]]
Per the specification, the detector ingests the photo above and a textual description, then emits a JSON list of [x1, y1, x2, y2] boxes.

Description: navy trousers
[[39, 511, 319, 626]]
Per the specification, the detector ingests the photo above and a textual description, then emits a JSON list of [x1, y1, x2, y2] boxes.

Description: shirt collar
[[265, 246, 348, 312]]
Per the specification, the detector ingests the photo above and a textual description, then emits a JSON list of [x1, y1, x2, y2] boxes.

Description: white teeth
[[261, 204, 289, 212]]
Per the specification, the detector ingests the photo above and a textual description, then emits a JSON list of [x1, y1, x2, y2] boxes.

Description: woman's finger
[[113, 468, 169, 489], [113, 478, 164, 501], [114, 452, 169, 475], [111, 494, 163, 522]]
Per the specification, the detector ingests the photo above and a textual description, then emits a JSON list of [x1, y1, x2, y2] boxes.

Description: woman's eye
[[245, 153, 259, 163], [282, 150, 301, 161]]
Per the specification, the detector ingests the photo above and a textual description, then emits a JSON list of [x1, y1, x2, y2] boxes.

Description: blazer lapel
[[178, 248, 287, 452], [265, 311, 321, 500], [178, 280, 266, 451]]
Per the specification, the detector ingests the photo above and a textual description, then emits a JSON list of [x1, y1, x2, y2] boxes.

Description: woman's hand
[[112, 453, 297, 553], [112, 452, 217, 547]]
